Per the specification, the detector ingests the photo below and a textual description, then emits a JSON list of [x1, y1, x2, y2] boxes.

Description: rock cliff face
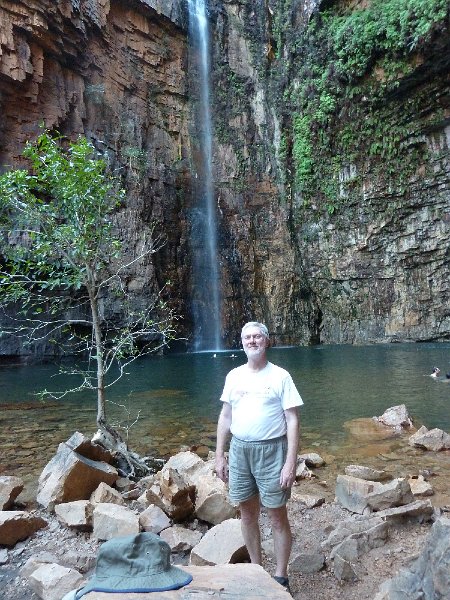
[[0, 0, 449, 352]]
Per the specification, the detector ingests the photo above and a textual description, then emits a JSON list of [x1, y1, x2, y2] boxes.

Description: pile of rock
[[1, 403, 449, 600]]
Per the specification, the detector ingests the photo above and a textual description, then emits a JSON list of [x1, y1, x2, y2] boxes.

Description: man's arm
[[215, 402, 232, 482], [279, 406, 299, 489]]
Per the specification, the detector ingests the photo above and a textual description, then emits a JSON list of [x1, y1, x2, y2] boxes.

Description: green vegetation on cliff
[[273, 0, 449, 218]]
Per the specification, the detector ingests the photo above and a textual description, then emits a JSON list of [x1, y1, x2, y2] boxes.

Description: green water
[[1, 343, 450, 497]]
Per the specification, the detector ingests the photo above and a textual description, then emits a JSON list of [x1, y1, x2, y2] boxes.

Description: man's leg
[[266, 505, 292, 577], [239, 495, 262, 565]]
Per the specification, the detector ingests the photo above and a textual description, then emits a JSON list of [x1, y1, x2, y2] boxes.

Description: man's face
[[241, 326, 268, 359]]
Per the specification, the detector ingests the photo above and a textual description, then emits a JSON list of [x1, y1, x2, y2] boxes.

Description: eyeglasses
[[242, 333, 265, 341]]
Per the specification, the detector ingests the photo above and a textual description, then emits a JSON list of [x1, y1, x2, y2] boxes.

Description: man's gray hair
[[241, 321, 269, 338]]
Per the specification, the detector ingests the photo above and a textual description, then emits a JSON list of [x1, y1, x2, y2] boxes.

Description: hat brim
[[74, 565, 193, 599]]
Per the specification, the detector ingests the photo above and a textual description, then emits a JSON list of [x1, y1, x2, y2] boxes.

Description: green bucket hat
[[70, 532, 193, 598]]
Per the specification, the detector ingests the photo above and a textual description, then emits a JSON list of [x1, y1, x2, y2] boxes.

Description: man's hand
[[215, 455, 229, 482], [279, 459, 296, 489]]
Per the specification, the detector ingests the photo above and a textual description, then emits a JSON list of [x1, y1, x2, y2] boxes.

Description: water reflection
[[1, 343, 450, 503]]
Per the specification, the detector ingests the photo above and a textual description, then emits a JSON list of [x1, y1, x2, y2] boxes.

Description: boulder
[[0, 476, 24, 510], [157, 468, 195, 521], [28, 562, 84, 600], [295, 460, 313, 479], [375, 499, 434, 522], [409, 425, 450, 451], [92, 503, 139, 541], [291, 489, 325, 509], [322, 516, 389, 553], [408, 475, 434, 497], [160, 525, 203, 552], [64, 431, 113, 463], [158, 452, 236, 525], [0, 511, 47, 546], [139, 504, 171, 534], [55, 500, 93, 530], [37, 442, 118, 511], [375, 404, 413, 429], [190, 461, 237, 524], [90, 482, 124, 505], [374, 517, 450, 599], [344, 465, 389, 482], [190, 519, 249, 566], [335, 475, 414, 514], [290, 549, 325, 574], [298, 452, 326, 467], [20, 553, 60, 578], [78, 563, 291, 599]]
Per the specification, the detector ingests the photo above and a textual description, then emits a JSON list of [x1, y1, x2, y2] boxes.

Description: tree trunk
[[87, 273, 151, 478]]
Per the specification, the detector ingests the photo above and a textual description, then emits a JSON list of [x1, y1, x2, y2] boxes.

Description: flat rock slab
[[82, 564, 290, 599]]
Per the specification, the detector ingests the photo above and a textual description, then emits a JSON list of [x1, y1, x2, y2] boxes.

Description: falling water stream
[[188, 0, 221, 351]]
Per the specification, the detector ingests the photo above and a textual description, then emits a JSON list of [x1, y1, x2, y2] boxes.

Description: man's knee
[[239, 495, 261, 524], [267, 505, 290, 531]]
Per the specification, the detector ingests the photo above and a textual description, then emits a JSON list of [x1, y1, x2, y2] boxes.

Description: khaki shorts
[[228, 435, 290, 508]]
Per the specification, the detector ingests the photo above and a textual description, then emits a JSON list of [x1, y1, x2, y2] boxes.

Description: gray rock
[[344, 465, 389, 481], [0, 476, 24, 510], [335, 475, 414, 514], [298, 452, 326, 467], [409, 426, 450, 451], [290, 549, 325, 574], [374, 517, 450, 599], [375, 405, 413, 429], [160, 525, 202, 552]]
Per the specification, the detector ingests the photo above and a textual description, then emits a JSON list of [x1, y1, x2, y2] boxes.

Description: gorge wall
[[0, 0, 449, 352]]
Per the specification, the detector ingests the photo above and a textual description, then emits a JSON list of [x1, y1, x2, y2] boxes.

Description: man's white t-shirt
[[220, 362, 303, 441]]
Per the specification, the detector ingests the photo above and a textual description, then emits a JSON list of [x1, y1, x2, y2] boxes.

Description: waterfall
[[187, 0, 221, 351]]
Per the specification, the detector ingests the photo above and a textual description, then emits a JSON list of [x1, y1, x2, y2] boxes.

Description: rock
[[28, 562, 84, 600], [92, 503, 140, 541], [160, 525, 203, 552], [333, 553, 359, 581], [291, 489, 325, 509], [79, 563, 290, 599], [375, 499, 434, 522], [375, 405, 413, 429], [408, 475, 434, 497], [139, 504, 171, 534], [0, 476, 24, 510], [374, 517, 450, 599], [298, 452, 326, 467], [408, 425, 450, 451], [322, 516, 388, 553], [0, 511, 47, 546], [37, 442, 118, 511], [290, 549, 325, 574], [114, 477, 137, 493], [296, 460, 313, 479], [190, 519, 249, 566], [335, 475, 414, 514], [55, 500, 93, 530], [344, 465, 389, 481], [190, 461, 237, 525], [158, 452, 236, 525], [20, 553, 60, 578], [90, 482, 124, 505], [157, 467, 196, 521], [64, 431, 113, 464], [365, 478, 414, 512]]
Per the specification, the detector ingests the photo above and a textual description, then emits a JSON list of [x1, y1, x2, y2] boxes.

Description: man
[[215, 321, 303, 592]]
